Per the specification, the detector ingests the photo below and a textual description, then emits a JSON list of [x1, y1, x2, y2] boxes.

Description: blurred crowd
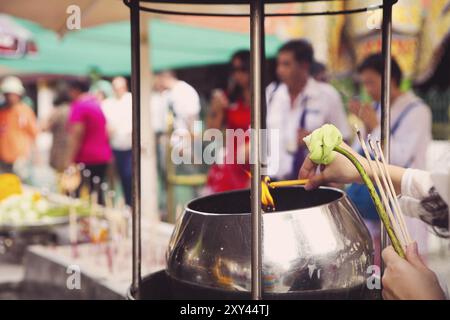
[[0, 38, 444, 259]]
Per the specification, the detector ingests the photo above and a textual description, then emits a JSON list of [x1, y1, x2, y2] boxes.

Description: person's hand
[[298, 142, 365, 190], [381, 242, 446, 300], [211, 89, 229, 110], [360, 104, 379, 132], [348, 98, 363, 116], [348, 99, 379, 132]]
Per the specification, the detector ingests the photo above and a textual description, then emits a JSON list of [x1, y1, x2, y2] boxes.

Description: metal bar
[[133, 3, 384, 17], [380, 0, 393, 281], [130, 0, 142, 298], [250, 0, 264, 301], [166, 112, 175, 223]]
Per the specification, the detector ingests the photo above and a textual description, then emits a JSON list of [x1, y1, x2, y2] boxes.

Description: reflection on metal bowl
[[163, 186, 375, 299]]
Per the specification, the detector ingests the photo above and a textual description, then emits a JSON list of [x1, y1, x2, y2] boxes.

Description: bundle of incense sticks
[[355, 127, 412, 251]]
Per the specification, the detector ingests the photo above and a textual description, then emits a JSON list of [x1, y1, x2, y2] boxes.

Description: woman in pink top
[[66, 80, 112, 203]]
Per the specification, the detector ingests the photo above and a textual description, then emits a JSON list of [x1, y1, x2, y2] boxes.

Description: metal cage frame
[[124, 0, 398, 300]]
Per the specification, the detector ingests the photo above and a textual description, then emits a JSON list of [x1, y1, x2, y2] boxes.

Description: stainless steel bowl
[[166, 186, 374, 297]]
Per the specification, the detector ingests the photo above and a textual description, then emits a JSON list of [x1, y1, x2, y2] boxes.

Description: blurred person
[[41, 83, 71, 173], [0, 76, 38, 174], [204, 50, 252, 193], [90, 79, 113, 102], [151, 74, 169, 136], [66, 80, 112, 203], [101, 77, 132, 206], [90, 79, 115, 192], [310, 61, 328, 82], [348, 53, 433, 261], [158, 70, 201, 133], [150, 74, 170, 211], [266, 39, 351, 180], [156, 70, 201, 185]]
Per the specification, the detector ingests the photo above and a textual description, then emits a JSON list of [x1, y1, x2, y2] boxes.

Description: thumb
[[405, 242, 427, 270], [304, 172, 326, 191], [298, 158, 317, 180]]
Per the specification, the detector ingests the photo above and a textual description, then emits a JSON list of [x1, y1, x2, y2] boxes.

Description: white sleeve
[[184, 87, 201, 116], [173, 84, 201, 118], [401, 168, 433, 199], [398, 168, 434, 219]]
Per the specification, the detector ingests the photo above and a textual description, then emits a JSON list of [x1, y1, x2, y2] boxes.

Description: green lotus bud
[[303, 124, 343, 165]]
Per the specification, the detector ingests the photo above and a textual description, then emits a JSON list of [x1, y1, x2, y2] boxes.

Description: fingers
[[298, 157, 317, 180], [381, 246, 402, 267], [405, 242, 427, 270], [304, 173, 327, 191], [381, 288, 395, 300], [381, 255, 398, 300], [298, 158, 327, 190]]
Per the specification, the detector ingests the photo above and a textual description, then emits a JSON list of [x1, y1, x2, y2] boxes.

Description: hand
[[211, 89, 229, 110], [359, 104, 379, 132], [381, 242, 446, 300], [298, 142, 366, 190], [348, 99, 379, 132], [348, 98, 362, 116]]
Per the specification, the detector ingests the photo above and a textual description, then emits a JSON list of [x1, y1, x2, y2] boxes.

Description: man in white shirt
[[158, 71, 201, 133], [101, 76, 132, 206], [348, 53, 432, 257], [158, 71, 201, 161], [266, 39, 351, 179]]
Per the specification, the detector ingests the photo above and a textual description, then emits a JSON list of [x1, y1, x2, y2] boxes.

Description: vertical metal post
[[130, 0, 142, 298], [250, 0, 264, 300], [380, 0, 393, 277]]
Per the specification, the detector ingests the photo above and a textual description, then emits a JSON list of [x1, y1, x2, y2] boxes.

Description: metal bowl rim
[[184, 186, 345, 217]]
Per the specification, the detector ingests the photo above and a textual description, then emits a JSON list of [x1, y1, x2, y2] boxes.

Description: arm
[[41, 109, 58, 132], [206, 89, 228, 129], [299, 140, 449, 234], [24, 106, 39, 139], [298, 141, 406, 193]]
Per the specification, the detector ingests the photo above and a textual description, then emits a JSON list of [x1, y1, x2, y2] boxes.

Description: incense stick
[[374, 140, 412, 244], [268, 179, 309, 188]]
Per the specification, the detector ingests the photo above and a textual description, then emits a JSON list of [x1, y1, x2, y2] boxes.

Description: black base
[[130, 270, 378, 300]]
